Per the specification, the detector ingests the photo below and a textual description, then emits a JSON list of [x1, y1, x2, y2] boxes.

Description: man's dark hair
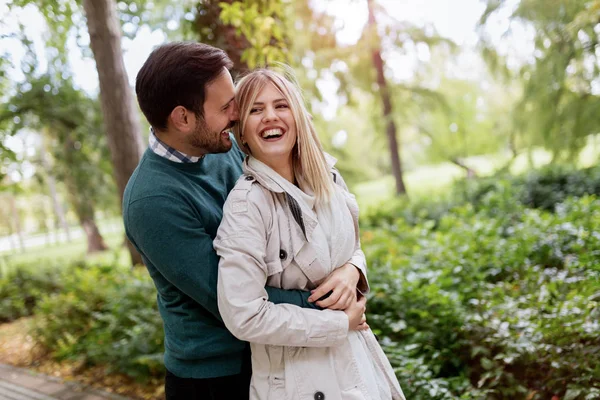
[[135, 42, 233, 130]]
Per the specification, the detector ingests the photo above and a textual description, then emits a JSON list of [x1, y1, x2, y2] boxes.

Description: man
[[123, 42, 366, 399]]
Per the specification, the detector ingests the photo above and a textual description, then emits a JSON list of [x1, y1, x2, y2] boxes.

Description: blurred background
[[0, 0, 599, 399]]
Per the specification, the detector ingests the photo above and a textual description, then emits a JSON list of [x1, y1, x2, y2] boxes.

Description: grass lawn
[[354, 144, 600, 212], [0, 226, 129, 275]]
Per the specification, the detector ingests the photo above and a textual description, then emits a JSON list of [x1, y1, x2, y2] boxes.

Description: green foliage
[[364, 164, 600, 230], [0, 260, 67, 322], [454, 164, 600, 212], [31, 262, 164, 379], [363, 173, 600, 399], [0, 74, 119, 218], [186, 0, 289, 72], [416, 77, 512, 166], [479, 0, 600, 159], [219, 0, 289, 68]]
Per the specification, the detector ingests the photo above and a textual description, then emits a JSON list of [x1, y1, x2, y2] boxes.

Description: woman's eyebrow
[[253, 98, 287, 105]]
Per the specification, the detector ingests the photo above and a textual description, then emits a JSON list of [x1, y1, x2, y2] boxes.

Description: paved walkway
[[0, 364, 131, 400]]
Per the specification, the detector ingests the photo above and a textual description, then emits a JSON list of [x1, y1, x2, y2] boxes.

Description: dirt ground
[[0, 318, 164, 400]]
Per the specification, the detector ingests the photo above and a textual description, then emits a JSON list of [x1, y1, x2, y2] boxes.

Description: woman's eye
[[250, 108, 261, 114], [276, 104, 289, 109]]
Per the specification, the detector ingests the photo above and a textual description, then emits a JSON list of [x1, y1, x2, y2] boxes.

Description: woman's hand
[[308, 263, 360, 310], [344, 296, 369, 331]]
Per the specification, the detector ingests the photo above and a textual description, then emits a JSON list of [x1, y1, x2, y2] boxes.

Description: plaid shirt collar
[[148, 128, 203, 163]]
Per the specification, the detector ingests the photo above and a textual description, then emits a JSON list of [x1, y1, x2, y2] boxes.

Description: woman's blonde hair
[[234, 66, 334, 204]]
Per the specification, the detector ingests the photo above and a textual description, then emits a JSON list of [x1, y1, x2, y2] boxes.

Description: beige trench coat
[[215, 156, 405, 400]]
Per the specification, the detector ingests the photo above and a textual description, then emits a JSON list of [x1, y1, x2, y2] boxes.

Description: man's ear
[[169, 106, 194, 133]]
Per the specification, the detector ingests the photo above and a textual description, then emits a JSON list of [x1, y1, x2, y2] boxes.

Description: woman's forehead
[[254, 81, 287, 102]]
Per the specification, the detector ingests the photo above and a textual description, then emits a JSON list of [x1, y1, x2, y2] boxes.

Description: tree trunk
[[81, 216, 109, 253], [1, 199, 18, 253], [451, 158, 477, 179], [41, 139, 72, 242], [64, 181, 109, 254], [8, 195, 25, 253], [82, 0, 144, 266], [367, 0, 407, 196], [192, 0, 250, 74]]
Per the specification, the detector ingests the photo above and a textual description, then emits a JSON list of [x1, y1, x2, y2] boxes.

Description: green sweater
[[123, 142, 317, 379]]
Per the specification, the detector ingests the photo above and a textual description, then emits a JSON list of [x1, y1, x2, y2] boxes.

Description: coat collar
[[242, 153, 337, 194], [242, 154, 338, 242]]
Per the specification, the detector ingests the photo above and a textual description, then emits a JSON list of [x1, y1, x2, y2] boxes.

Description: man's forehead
[[206, 68, 233, 91]]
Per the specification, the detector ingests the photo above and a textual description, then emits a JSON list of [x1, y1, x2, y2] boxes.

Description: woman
[[214, 68, 405, 400]]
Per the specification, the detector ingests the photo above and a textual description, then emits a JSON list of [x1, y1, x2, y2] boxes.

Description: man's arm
[[267, 286, 320, 309]]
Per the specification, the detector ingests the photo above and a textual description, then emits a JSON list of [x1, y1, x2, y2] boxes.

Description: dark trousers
[[165, 358, 251, 400]]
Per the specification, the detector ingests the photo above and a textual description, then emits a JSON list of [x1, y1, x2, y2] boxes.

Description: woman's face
[[242, 82, 297, 167]]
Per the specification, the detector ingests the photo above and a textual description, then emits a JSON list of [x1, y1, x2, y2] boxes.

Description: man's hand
[[344, 296, 369, 331], [308, 263, 360, 310]]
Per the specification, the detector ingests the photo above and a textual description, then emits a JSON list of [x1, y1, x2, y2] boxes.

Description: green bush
[[453, 164, 600, 213], [31, 263, 164, 379], [0, 261, 71, 322], [364, 195, 600, 399]]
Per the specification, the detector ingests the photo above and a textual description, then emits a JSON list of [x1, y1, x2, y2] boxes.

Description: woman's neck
[[261, 156, 295, 184]]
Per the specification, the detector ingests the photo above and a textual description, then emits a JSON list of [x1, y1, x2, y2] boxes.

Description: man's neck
[[154, 128, 205, 158]]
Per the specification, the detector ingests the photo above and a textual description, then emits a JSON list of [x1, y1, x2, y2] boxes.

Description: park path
[[0, 364, 131, 400]]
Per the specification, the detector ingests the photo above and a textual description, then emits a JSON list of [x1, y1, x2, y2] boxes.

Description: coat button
[[314, 392, 325, 400], [245, 175, 254, 181], [279, 249, 287, 260]]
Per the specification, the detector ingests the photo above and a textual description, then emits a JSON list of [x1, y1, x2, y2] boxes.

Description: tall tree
[[0, 76, 115, 254], [189, 0, 289, 73], [367, 0, 406, 195], [479, 0, 600, 160], [7, 0, 146, 263], [82, 0, 144, 264], [414, 75, 514, 176], [39, 138, 72, 243]]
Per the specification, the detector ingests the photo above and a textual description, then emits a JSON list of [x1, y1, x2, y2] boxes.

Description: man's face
[[186, 67, 239, 154]]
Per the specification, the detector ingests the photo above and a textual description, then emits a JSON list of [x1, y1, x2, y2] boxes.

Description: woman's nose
[[262, 106, 278, 122]]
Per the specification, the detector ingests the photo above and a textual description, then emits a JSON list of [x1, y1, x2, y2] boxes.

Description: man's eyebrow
[[221, 96, 235, 109]]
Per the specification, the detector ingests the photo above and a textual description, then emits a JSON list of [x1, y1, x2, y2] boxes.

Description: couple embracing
[[123, 41, 405, 400]]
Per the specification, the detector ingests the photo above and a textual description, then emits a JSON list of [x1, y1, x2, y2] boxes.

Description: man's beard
[[186, 117, 235, 155]]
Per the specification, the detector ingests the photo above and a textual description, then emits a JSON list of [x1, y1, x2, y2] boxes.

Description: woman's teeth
[[262, 128, 283, 139]]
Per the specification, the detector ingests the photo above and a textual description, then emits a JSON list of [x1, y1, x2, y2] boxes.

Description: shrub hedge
[[363, 194, 600, 399]]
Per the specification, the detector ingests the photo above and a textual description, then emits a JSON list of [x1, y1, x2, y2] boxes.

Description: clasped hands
[[307, 263, 368, 331]]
